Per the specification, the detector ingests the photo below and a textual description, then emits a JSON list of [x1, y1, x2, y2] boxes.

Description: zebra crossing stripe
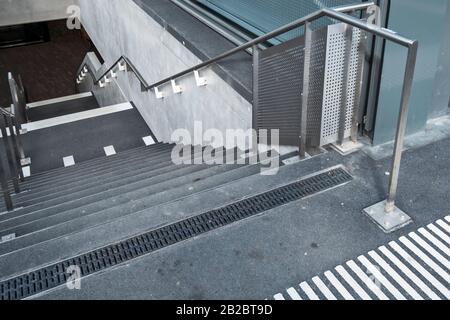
[[335, 265, 371, 300], [379, 246, 440, 300], [358, 255, 406, 300], [286, 288, 302, 300], [312, 276, 337, 300], [273, 217, 450, 300], [409, 233, 450, 269], [300, 282, 320, 300], [347, 260, 389, 300], [436, 220, 450, 234], [428, 224, 450, 245], [324, 271, 355, 300], [389, 242, 450, 299], [274, 293, 285, 300], [418, 228, 450, 257], [368, 250, 423, 300], [399, 237, 450, 283]]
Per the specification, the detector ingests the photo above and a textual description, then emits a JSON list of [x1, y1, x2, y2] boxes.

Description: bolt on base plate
[[363, 200, 413, 233]]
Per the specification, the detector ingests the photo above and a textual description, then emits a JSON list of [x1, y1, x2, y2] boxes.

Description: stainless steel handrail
[[78, 2, 419, 215]]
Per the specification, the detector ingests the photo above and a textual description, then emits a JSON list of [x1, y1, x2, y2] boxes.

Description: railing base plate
[[331, 140, 364, 156], [363, 200, 412, 233]]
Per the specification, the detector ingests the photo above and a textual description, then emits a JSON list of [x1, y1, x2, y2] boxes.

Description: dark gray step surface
[[0, 147, 214, 222], [21, 142, 168, 182], [0, 160, 265, 257], [0, 150, 336, 280], [19, 143, 173, 187], [14, 145, 177, 196], [27, 95, 100, 122], [22, 108, 153, 174]]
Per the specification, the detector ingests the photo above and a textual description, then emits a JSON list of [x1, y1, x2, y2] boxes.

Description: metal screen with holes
[[254, 23, 364, 148]]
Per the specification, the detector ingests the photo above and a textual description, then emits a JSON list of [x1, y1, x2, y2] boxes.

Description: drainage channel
[[0, 166, 352, 300]]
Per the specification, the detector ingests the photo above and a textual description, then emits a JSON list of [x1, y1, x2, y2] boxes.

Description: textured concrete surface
[[29, 136, 450, 300], [0, 0, 76, 27], [77, 0, 252, 144]]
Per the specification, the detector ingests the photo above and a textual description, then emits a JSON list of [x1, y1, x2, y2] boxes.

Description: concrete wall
[[0, 0, 77, 26], [77, 0, 252, 144]]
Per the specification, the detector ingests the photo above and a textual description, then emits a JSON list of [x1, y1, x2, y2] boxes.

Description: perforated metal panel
[[320, 23, 363, 145], [254, 23, 364, 148]]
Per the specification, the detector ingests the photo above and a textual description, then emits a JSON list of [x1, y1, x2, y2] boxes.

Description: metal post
[[0, 159, 13, 212], [11, 117, 27, 161], [363, 41, 418, 233], [0, 115, 20, 193], [338, 24, 354, 146], [252, 44, 260, 151], [385, 42, 418, 213], [300, 22, 312, 159], [5, 116, 25, 181]]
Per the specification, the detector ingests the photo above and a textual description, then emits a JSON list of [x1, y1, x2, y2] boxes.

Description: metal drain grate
[[0, 167, 352, 300]]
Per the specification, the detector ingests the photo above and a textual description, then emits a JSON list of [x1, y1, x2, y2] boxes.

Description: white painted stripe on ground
[[273, 293, 285, 300], [26, 92, 93, 109], [436, 220, 450, 234], [428, 224, 450, 246], [63, 156, 75, 168], [369, 250, 423, 300], [104, 145, 117, 157], [335, 265, 372, 300], [358, 255, 406, 300], [23, 102, 133, 132], [409, 233, 450, 269], [399, 237, 450, 283], [347, 260, 389, 300], [324, 271, 354, 300], [312, 276, 337, 300], [22, 166, 31, 178], [418, 228, 450, 257], [299, 282, 320, 300], [286, 288, 302, 300], [389, 242, 450, 299], [379, 246, 439, 300], [445, 216, 450, 223]]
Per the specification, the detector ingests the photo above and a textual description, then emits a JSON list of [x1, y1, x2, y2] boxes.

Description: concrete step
[[0, 146, 212, 220], [0, 150, 336, 281]]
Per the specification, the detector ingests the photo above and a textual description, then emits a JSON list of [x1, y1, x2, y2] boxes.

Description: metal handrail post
[[0, 157, 13, 212], [4, 116, 25, 181], [0, 115, 20, 193], [385, 42, 419, 213]]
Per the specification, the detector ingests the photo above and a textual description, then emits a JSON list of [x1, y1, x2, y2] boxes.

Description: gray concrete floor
[[35, 136, 449, 300]]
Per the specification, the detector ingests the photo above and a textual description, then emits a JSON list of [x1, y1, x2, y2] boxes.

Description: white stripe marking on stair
[[26, 92, 93, 109], [389, 242, 450, 299], [273, 293, 285, 300], [379, 246, 439, 300], [399, 237, 450, 283], [436, 220, 450, 234], [324, 271, 354, 300], [22, 166, 31, 178], [369, 250, 423, 300], [142, 136, 156, 146], [63, 156, 75, 167], [23, 102, 133, 132], [299, 282, 320, 300], [346, 260, 389, 300], [418, 228, 450, 257], [428, 224, 450, 246], [286, 288, 302, 300], [409, 233, 450, 269], [335, 265, 372, 300], [312, 276, 337, 300], [104, 145, 117, 157], [358, 255, 406, 300]]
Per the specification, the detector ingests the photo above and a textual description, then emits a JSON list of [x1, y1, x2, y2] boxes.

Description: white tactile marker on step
[[63, 156, 76, 167], [142, 136, 156, 146], [104, 146, 117, 157]]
